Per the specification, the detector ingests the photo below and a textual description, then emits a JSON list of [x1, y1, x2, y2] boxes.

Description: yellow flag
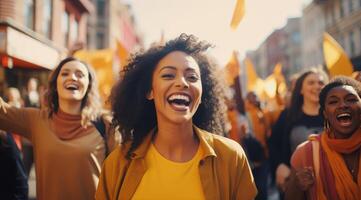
[[263, 74, 277, 98], [224, 51, 240, 86], [323, 32, 353, 77], [75, 49, 115, 106], [271, 62, 287, 96], [116, 40, 130, 69], [273, 62, 282, 76], [244, 58, 263, 96], [230, 0, 245, 30]]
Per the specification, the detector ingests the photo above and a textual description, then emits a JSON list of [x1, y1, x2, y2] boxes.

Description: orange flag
[[230, 0, 245, 30], [323, 32, 353, 77]]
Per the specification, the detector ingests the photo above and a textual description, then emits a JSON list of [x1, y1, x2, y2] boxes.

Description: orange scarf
[[316, 130, 361, 200]]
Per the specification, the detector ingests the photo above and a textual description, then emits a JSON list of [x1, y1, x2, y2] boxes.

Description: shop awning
[[0, 20, 64, 70]]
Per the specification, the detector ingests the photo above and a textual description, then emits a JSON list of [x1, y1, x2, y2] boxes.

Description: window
[[42, 0, 52, 38], [96, 32, 105, 49], [349, 0, 354, 13], [340, 1, 344, 18], [62, 11, 70, 46], [70, 19, 79, 43], [350, 31, 355, 56], [330, 5, 335, 24], [97, 0, 105, 17], [291, 32, 301, 44], [23, 0, 35, 30], [359, 28, 361, 52]]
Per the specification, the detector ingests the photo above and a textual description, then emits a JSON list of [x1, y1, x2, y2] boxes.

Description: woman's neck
[[153, 122, 199, 162], [58, 99, 82, 115], [302, 100, 319, 116]]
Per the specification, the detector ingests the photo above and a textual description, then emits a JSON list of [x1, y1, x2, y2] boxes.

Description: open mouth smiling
[[336, 112, 352, 126], [65, 83, 79, 91], [167, 94, 191, 109]]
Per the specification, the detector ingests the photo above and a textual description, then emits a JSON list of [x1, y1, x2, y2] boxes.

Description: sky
[[129, 0, 312, 66]]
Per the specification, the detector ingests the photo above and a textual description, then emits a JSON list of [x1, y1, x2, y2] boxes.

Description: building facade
[[320, 0, 361, 70], [244, 17, 301, 79], [301, 1, 326, 69], [0, 0, 93, 95], [284, 18, 302, 75], [246, 42, 268, 78], [87, 0, 141, 52]]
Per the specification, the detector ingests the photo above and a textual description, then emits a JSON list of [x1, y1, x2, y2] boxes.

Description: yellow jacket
[[96, 126, 257, 200]]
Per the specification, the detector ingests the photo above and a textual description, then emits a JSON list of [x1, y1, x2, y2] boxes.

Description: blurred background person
[[7, 87, 25, 151], [285, 76, 361, 200], [245, 91, 270, 200], [0, 88, 28, 199], [24, 78, 40, 108], [22, 78, 40, 177], [268, 68, 328, 197]]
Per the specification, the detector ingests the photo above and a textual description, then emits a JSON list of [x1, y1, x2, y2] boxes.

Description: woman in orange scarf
[[285, 76, 361, 200]]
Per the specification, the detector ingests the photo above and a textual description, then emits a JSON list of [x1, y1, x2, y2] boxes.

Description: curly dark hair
[[287, 68, 328, 125], [45, 57, 102, 125], [110, 33, 229, 158], [319, 75, 361, 115]]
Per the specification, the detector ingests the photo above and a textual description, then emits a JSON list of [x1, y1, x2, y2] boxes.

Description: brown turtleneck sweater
[[0, 106, 120, 200], [52, 109, 95, 140]]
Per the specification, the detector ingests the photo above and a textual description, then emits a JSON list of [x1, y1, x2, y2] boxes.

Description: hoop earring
[[324, 120, 331, 134]]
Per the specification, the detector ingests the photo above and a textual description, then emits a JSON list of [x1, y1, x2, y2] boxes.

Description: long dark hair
[[287, 68, 328, 125], [45, 57, 102, 125], [110, 34, 229, 158]]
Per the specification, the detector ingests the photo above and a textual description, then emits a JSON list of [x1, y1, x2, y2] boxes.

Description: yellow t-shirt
[[132, 143, 205, 200]]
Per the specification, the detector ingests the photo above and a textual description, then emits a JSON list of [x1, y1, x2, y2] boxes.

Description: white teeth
[[66, 84, 79, 90], [337, 113, 351, 118], [168, 94, 190, 102]]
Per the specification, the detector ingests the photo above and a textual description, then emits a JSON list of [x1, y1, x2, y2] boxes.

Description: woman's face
[[148, 51, 202, 125], [56, 61, 90, 103], [323, 85, 361, 138], [301, 73, 325, 104]]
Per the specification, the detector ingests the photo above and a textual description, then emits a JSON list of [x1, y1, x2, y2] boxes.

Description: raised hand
[[0, 97, 9, 113], [295, 167, 315, 191]]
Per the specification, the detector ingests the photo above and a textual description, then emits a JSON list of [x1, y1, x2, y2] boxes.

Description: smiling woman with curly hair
[[96, 34, 257, 200]]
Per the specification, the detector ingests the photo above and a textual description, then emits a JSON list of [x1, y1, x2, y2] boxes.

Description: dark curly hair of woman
[[110, 33, 229, 158]]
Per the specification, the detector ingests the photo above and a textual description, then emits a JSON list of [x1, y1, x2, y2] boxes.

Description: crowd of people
[[1, 34, 361, 200]]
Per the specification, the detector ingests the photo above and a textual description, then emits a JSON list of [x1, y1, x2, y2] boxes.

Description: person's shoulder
[[98, 110, 112, 124], [291, 140, 313, 168], [203, 131, 246, 159], [212, 134, 242, 150], [107, 145, 123, 160], [292, 140, 312, 157], [105, 143, 129, 165]]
